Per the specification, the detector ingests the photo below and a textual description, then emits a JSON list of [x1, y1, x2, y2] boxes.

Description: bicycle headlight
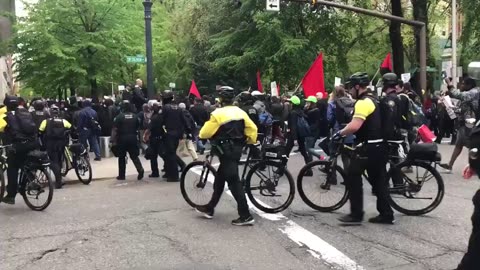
[[469, 148, 479, 160]]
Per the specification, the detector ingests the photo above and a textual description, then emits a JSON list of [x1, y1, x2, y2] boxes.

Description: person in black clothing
[[304, 96, 322, 154], [337, 72, 394, 225], [39, 105, 71, 189], [144, 102, 162, 178], [111, 101, 144, 180], [270, 96, 286, 143], [285, 96, 313, 175], [239, 92, 259, 127], [315, 92, 329, 138], [31, 99, 50, 129], [457, 128, 480, 270], [1, 95, 40, 205], [158, 92, 190, 182], [189, 98, 209, 153]]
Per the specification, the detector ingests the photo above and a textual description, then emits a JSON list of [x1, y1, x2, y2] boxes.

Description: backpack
[[259, 111, 273, 126], [296, 114, 311, 138], [7, 109, 37, 141], [46, 118, 66, 139], [335, 99, 354, 125], [399, 94, 427, 127]]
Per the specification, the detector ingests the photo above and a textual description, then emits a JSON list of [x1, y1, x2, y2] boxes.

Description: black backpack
[[7, 109, 37, 140], [335, 99, 354, 125], [46, 118, 66, 139]]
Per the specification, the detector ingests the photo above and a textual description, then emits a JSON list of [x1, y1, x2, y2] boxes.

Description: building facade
[[0, 0, 15, 100]]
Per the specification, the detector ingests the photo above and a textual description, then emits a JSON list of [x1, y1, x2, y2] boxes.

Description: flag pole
[[292, 81, 302, 95], [370, 66, 380, 85]]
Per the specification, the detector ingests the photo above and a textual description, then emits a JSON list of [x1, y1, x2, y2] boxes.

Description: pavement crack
[[31, 248, 63, 262]]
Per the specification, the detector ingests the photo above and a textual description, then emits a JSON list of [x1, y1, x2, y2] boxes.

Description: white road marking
[[191, 165, 363, 270]]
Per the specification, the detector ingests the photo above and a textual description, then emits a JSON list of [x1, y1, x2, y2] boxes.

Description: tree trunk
[[389, 0, 405, 76], [90, 77, 98, 103], [411, 0, 432, 66], [57, 88, 63, 101]]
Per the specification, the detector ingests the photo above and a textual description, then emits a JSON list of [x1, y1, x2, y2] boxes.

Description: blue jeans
[[80, 129, 101, 159]]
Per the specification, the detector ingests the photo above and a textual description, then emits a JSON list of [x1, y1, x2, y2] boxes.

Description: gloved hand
[[331, 132, 344, 142]]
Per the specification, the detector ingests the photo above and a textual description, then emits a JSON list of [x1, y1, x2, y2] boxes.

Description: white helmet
[[251, 90, 263, 96]]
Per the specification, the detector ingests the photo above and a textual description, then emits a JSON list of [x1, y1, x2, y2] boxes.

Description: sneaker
[[116, 176, 125, 180], [232, 216, 255, 226], [137, 171, 144, 180], [94, 157, 101, 161], [2, 196, 15, 205], [338, 214, 363, 224], [368, 215, 395, 225], [195, 206, 214, 219], [149, 173, 160, 178], [439, 164, 452, 174]]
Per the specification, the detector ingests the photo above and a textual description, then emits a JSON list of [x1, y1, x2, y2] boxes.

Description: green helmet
[[290, 95, 301, 105], [382, 73, 398, 88], [306, 96, 317, 103], [349, 72, 370, 87]]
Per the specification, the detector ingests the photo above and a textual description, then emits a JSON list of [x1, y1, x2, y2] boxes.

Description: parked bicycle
[[297, 137, 445, 216], [61, 140, 92, 185], [180, 142, 295, 213], [0, 145, 54, 211]]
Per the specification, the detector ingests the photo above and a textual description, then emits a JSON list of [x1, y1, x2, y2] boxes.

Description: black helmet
[[349, 72, 370, 87], [218, 86, 235, 101], [382, 73, 398, 88], [120, 100, 132, 112], [32, 100, 45, 111], [4, 95, 19, 111]]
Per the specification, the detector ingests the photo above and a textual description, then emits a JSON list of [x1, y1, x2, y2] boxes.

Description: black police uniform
[[147, 110, 164, 177], [113, 111, 144, 179], [159, 102, 189, 181], [40, 117, 70, 188], [4, 107, 39, 199], [32, 109, 49, 129], [348, 93, 394, 220]]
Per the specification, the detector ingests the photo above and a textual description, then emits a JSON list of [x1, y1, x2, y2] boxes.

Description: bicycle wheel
[[22, 167, 54, 211], [0, 168, 5, 203], [74, 155, 92, 185], [180, 161, 217, 208], [387, 160, 444, 216], [297, 160, 349, 212], [245, 160, 295, 213], [61, 152, 68, 177]]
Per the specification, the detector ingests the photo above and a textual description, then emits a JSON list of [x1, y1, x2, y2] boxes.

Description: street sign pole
[[143, 0, 155, 99]]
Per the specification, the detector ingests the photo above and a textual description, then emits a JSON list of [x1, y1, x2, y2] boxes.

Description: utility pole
[[452, 0, 458, 86], [143, 0, 154, 98]]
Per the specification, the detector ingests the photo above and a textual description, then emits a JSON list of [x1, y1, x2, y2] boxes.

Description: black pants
[[207, 144, 250, 218], [149, 137, 160, 176], [46, 142, 64, 187], [346, 143, 393, 219], [117, 139, 143, 178], [457, 190, 480, 270], [285, 136, 312, 165], [163, 134, 180, 180], [6, 142, 37, 197]]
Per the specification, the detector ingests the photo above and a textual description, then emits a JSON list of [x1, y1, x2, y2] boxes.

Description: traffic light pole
[[143, 0, 154, 98], [292, 0, 428, 92]]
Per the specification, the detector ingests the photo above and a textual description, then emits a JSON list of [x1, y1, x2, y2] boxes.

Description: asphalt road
[[0, 142, 477, 270]]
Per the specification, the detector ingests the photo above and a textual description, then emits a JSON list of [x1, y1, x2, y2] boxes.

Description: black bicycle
[[61, 140, 92, 185], [180, 142, 295, 213], [297, 138, 445, 216], [0, 146, 54, 211]]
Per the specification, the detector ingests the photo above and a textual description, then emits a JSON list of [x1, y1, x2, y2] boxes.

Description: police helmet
[[382, 73, 398, 88], [349, 72, 370, 87], [218, 86, 235, 101], [4, 95, 19, 111], [32, 99, 45, 111], [121, 100, 132, 112]]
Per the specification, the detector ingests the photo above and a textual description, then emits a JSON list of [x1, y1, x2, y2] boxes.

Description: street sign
[[126, 55, 146, 64], [118, 85, 125, 91], [266, 0, 280, 12], [169, 82, 176, 88]]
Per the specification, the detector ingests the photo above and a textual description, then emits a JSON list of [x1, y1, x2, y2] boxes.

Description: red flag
[[189, 80, 201, 98], [380, 52, 393, 71], [256, 71, 263, 92], [302, 53, 325, 97]]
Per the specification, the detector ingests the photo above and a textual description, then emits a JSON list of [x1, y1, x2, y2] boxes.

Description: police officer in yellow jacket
[[195, 86, 258, 226], [39, 105, 72, 189]]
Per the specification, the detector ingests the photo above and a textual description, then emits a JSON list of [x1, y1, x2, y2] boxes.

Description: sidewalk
[[63, 154, 191, 182]]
